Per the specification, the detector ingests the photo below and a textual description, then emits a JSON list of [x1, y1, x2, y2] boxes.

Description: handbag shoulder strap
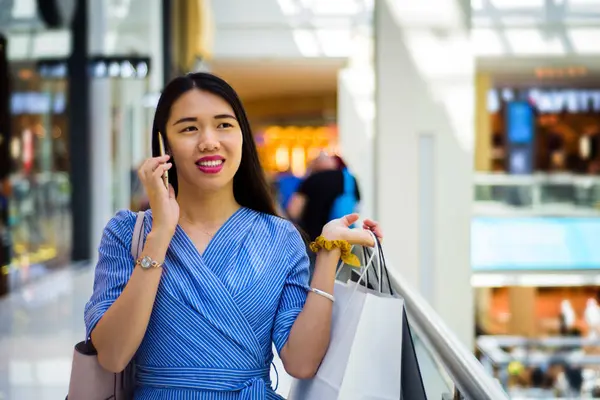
[[131, 211, 146, 260]]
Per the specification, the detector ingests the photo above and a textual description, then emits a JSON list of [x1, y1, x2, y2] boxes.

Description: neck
[[176, 182, 240, 228]]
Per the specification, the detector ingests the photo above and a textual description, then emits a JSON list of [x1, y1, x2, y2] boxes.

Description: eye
[[217, 122, 234, 129], [180, 126, 197, 133]]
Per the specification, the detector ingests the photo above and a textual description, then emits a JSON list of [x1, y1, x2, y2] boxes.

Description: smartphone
[[158, 132, 169, 190]]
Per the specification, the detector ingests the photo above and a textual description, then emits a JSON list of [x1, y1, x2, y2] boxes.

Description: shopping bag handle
[[334, 234, 378, 282], [353, 231, 381, 291], [374, 235, 393, 295], [338, 232, 383, 316]]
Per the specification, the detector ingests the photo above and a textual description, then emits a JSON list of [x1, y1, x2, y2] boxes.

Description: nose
[[198, 128, 220, 152]]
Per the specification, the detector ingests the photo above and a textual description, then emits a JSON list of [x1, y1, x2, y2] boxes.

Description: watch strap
[[131, 211, 146, 260]]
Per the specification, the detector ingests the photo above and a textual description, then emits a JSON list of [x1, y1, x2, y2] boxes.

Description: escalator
[[386, 266, 510, 400]]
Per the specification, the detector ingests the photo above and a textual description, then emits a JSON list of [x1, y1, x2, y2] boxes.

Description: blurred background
[[3, 0, 600, 398]]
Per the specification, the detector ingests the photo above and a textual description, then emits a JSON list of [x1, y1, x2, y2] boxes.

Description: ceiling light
[[489, 0, 544, 8], [277, 0, 301, 15], [292, 30, 321, 57]]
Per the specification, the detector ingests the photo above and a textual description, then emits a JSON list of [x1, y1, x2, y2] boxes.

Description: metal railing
[[387, 268, 509, 400], [474, 172, 600, 216]]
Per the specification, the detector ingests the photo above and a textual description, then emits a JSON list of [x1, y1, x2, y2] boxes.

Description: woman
[[84, 72, 382, 399]]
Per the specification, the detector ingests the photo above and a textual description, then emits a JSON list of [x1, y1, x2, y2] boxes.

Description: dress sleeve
[[272, 225, 310, 354], [84, 210, 137, 338]]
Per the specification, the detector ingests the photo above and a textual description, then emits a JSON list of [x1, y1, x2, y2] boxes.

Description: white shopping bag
[[289, 237, 412, 400]]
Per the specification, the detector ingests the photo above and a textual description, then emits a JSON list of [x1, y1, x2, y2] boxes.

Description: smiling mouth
[[195, 159, 225, 174], [196, 159, 225, 167]]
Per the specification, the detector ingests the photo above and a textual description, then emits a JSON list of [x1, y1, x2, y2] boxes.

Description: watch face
[[140, 256, 152, 269]]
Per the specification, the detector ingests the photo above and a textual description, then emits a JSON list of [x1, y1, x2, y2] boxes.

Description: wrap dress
[[84, 207, 310, 399]]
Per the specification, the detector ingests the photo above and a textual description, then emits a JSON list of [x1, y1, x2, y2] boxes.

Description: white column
[[88, 0, 113, 260], [338, 33, 375, 218], [139, 0, 164, 162], [148, 0, 164, 93], [374, 0, 474, 347]]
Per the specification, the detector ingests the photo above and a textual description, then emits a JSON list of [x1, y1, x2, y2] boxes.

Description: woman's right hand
[[138, 155, 179, 238]]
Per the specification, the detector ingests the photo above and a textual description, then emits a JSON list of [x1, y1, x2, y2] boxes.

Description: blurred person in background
[[287, 154, 361, 274], [287, 154, 360, 242], [273, 168, 302, 214], [579, 125, 600, 174], [0, 177, 10, 295], [530, 366, 557, 398], [585, 298, 600, 339], [84, 72, 382, 398], [273, 153, 335, 217], [560, 299, 576, 336]]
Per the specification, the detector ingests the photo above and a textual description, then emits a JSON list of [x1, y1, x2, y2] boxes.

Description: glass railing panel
[[474, 173, 600, 215], [410, 327, 454, 399]]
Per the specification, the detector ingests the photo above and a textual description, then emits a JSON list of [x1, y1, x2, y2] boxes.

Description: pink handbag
[[67, 211, 146, 400]]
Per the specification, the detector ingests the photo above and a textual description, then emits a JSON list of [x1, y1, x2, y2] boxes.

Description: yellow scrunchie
[[309, 236, 361, 267]]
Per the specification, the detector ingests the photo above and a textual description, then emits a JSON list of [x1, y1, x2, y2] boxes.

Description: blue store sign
[[472, 217, 600, 271]]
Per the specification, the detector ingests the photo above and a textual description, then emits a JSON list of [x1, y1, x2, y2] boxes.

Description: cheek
[[225, 133, 243, 161], [169, 138, 194, 165]]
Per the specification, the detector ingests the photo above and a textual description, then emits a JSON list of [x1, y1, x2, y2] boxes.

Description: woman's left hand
[[321, 214, 383, 247]]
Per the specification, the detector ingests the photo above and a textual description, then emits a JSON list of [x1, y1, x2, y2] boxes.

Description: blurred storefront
[[6, 61, 72, 289], [0, 2, 75, 295], [257, 125, 339, 177], [0, 0, 170, 295], [484, 85, 600, 175]]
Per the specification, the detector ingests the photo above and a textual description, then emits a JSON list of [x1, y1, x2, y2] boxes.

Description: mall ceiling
[[209, 58, 344, 100]]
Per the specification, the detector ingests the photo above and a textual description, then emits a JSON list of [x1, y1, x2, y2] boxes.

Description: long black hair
[[151, 72, 277, 217]]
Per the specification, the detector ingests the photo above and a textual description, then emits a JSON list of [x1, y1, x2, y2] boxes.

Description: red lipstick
[[195, 155, 225, 174]]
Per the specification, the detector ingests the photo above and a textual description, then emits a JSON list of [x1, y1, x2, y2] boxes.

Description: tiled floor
[[0, 267, 293, 400], [0, 267, 89, 400]]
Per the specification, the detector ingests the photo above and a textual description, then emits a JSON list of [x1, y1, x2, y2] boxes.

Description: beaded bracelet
[[309, 236, 360, 267]]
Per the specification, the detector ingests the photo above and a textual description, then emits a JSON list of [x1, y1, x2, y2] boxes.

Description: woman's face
[[165, 89, 243, 194]]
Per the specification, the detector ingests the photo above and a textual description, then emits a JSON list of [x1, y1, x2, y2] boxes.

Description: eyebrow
[[214, 114, 237, 121], [173, 117, 197, 125], [172, 114, 237, 126]]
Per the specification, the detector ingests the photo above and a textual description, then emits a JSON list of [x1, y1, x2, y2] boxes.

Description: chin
[[195, 178, 234, 193]]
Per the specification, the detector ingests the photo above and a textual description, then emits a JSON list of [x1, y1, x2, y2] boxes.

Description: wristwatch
[[136, 255, 163, 270]]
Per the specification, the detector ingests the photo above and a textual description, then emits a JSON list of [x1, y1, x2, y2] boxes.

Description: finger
[[143, 155, 171, 174], [344, 229, 376, 247], [168, 184, 176, 199], [363, 225, 384, 241], [363, 219, 383, 240], [343, 213, 360, 226], [152, 163, 172, 179], [363, 218, 377, 228]]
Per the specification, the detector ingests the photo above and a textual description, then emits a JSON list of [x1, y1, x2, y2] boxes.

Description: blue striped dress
[[84, 207, 310, 399]]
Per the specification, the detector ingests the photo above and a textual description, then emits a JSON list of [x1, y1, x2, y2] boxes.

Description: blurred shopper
[[287, 154, 361, 242], [83, 72, 382, 398], [274, 169, 302, 213], [579, 125, 600, 174], [491, 132, 505, 172], [561, 364, 584, 397], [585, 298, 600, 339], [530, 367, 557, 398], [560, 299, 576, 335], [0, 177, 10, 296], [274, 153, 334, 217]]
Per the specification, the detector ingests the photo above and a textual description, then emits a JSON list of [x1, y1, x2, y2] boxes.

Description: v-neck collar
[[174, 206, 247, 258], [151, 207, 265, 362]]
